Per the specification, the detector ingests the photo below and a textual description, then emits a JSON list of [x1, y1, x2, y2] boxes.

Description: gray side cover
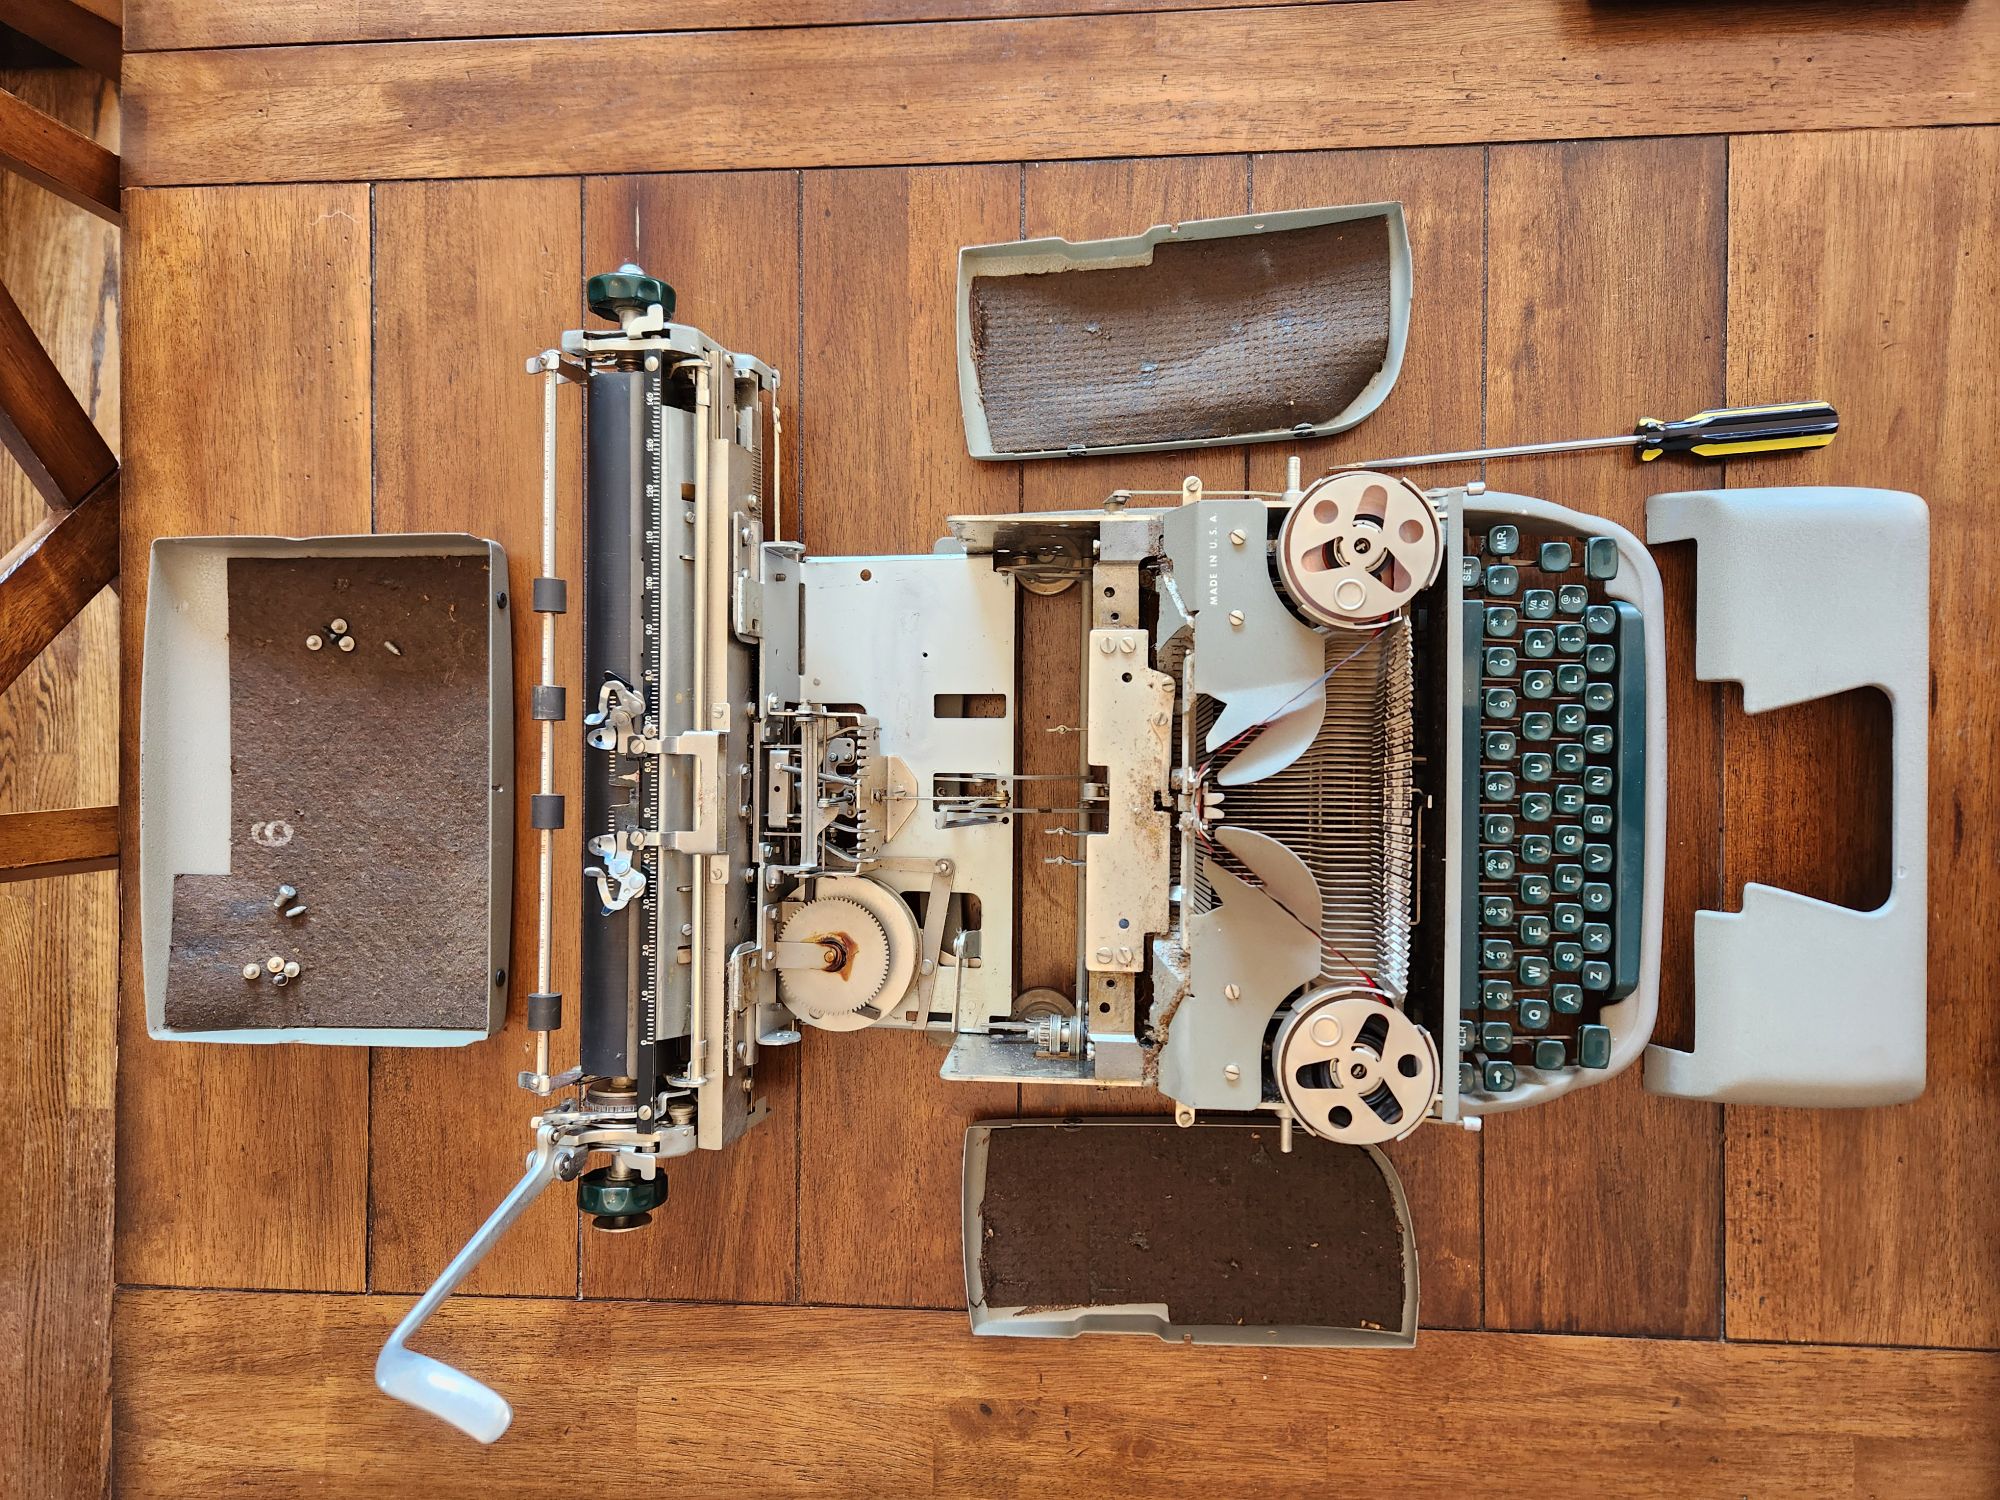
[[1643, 487, 1928, 1106]]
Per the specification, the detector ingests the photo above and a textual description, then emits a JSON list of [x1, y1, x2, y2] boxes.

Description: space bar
[[1609, 602, 1647, 1002]]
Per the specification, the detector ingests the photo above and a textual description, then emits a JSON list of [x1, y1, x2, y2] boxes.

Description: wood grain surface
[[0, 474, 117, 694], [1477, 137, 1727, 1337], [367, 177, 585, 1298], [581, 171, 803, 1303], [115, 1289, 2000, 1498], [123, 0, 1352, 50], [0, 65, 119, 1500], [4, 0, 121, 79], [0, 272, 116, 508], [0, 802, 117, 879], [1720, 127, 2000, 1348], [121, 2, 2000, 187], [0, 81, 121, 223], [118, 184, 374, 1292]]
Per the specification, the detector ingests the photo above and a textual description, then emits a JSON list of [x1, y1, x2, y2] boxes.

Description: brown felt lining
[[163, 554, 495, 1032], [968, 215, 1392, 454], [977, 1122, 1406, 1330]]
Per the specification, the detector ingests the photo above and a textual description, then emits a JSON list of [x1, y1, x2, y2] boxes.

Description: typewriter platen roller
[[378, 244, 1929, 1440]]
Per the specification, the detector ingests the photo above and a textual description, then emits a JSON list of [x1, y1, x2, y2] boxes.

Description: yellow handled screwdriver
[[1331, 400, 1838, 472]]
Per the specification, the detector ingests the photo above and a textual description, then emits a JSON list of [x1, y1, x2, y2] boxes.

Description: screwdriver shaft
[[1334, 433, 1641, 472]]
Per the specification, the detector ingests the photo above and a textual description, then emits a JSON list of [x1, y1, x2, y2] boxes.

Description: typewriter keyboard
[[1460, 522, 1646, 1096]]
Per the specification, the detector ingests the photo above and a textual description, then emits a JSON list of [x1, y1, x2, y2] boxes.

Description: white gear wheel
[[777, 875, 920, 1033], [1274, 988, 1439, 1145], [1277, 470, 1443, 628]]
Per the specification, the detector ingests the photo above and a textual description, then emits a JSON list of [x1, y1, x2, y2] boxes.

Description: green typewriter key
[[1555, 623, 1587, 654], [1481, 937, 1514, 968], [1522, 669, 1555, 700], [1552, 941, 1583, 973], [1521, 752, 1554, 782], [1581, 960, 1612, 991], [1585, 643, 1617, 673], [1488, 524, 1520, 556], [1585, 537, 1620, 579], [1483, 1060, 1519, 1092], [1520, 833, 1552, 864], [1518, 998, 1553, 1031], [1554, 741, 1586, 773], [1576, 1024, 1613, 1068], [1517, 953, 1552, 986], [1584, 604, 1617, 635], [1481, 979, 1514, 1012], [1519, 913, 1552, 945], [1584, 682, 1615, 712], [1583, 724, 1615, 754], [1557, 662, 1587, 694], [1484, 605, 1519, 638], [1583, 803, 1614, 835], [1538, 542, 1573, 572], [1459, 1019, 1478, 1051], [1552, 824, 1584, 856], [1557, 584, 1589, 614], [1486, 564, 1520, 597], [1522, 711, 1554, 742], [1581, 880, 1613, 911], [1462, 554, 1482, 586], [1521, 791, 1553, 821], [1484, 686, 1518, 717], [1523, 589, 1556, 620], [1552, 902, 1584, 933], [1556, 704, 1587, 736], [1484, 770, 1518, 800], [1583, 765, 1614, 795], [1533, 1036, 1568, 1069], [1522, 628, 1556, 659], [1485, 730, 1518, 760], [1485, 645, 1518, 676], [1484, 848, 1518, 879], [1582, 922, 1612, 954], [1481, 1020, 1514, 1052], [1552, 983, 1584, 1015], [1554, 784, 1585, 815], [1460, 1061, 1480, 1092], [1552, 863, 1584, 894], [1483, 812, 1517, 842], [1481, 894, 1515, 924], [1519, 872, 1552, 905]]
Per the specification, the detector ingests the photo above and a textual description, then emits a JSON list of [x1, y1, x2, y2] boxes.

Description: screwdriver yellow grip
[[1634, 400, 1839, 461]]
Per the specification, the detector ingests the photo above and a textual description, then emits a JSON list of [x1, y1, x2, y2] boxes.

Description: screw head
[[241, 963, 262, 981], [1228, 609, 1245, 627], [1229, 529, 1246, 546], [1224, 1063, 1241, 1082], [330, 617, 349, 634], [337, 635, 356, 653], [305, 635, 323, 651], [266, 955, 285, 974], [1223, 983, 1242, 1002], [282, 961, 301, 979]]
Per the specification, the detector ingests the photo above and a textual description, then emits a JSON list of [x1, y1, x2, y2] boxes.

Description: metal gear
[[777, 896, 892, 1022]]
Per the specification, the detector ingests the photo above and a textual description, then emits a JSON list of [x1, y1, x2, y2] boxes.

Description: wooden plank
[[1479, 137, 1727, 1337], [1721, 127, 2000, 1347], [0, 474, 117, 695], [0, 274, 116, 508], [121, 1, 2000, 188], [124, 0, 1364, 50], [0, 83, 121, 224], [4, 0, 120, 79], [1246, 145, 1491, 1329], [579, 170, 802, 1303], [1012, 156, 1244, 1123], [796, 165, 1021, 1308], [366, 178, 584, 1298], [0, 65, 118, 1499], [118, 184, 374, 1292], [0, 803, 117, 879], [114, 1289, 2000, 1497]]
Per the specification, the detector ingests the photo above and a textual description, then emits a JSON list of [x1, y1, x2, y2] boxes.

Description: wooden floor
[[4, 1, 1998, 1493]]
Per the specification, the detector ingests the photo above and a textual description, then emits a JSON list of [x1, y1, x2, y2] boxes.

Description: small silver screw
[[934, 859, 952, 875], [1224, 1063, 1242, 1082], [305, 635, 323, 651], [330, 618, 349, 634], [273, 884, 297, 909], [337, 635, 356, 653], [1228, 609, 1245, 627], [1229, 529, 1246, 546], [384, 641, 402, 656], [284, 904, 307, 919], [282, 960, 301, 980], [272, 972, 290, 988], [1223, 983, 1242, 1002], [265, 955, 285, 974], [241, 963, 262, 981]]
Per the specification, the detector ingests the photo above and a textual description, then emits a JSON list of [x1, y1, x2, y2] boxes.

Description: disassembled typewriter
[[144, 207, 1918, 1440]]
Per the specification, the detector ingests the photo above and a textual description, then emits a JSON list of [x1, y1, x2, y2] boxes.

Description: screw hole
[[859, 568, 872, 581]]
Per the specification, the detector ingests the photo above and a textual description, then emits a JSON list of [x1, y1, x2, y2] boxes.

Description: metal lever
[[376, 1124, 568, 1442]]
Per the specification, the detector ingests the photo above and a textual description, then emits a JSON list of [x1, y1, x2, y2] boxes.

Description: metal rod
[[683, 358, 712, 1092], [535, 357, 559, 1086], [1331, 433, 1641, 472]]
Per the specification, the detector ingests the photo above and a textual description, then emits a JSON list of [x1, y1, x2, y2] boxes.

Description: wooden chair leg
[[0, 274, 118, 509], [0, 471, 118, 696]]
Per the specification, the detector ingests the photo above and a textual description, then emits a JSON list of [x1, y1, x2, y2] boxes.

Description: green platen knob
[[586, 263, 675, 323], [577, 1163, 667, 1232]]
